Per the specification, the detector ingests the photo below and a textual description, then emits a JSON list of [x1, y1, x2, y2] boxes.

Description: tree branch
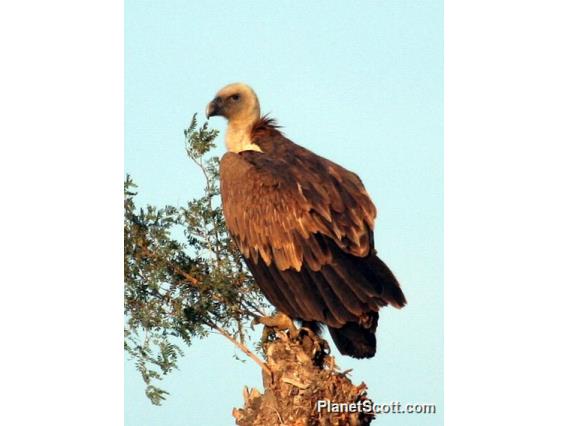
[[205, 320, 271, 378]]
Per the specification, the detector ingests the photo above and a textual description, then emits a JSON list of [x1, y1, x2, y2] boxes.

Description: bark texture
[[233, 327, 375, 426]]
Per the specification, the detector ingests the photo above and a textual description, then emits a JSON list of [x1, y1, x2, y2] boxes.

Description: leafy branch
[[124, 114, 269, 404]]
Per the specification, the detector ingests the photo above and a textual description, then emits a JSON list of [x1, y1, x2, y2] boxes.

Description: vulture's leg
[[300, 320, 329, 357], [253, 312, 299, 340], [300, 320, 323, 336]]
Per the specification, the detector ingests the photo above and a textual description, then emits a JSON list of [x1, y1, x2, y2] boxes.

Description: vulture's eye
[[230, 94, 240, 101]]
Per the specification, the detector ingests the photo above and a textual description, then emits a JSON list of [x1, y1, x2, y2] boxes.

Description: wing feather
[[220, 142, 376, 272]]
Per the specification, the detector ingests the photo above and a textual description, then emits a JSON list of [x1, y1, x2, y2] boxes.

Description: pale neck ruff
[[226, 121, 262, 153]]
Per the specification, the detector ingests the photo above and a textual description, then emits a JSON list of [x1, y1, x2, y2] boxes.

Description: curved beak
[[205, 96, 223, 119]]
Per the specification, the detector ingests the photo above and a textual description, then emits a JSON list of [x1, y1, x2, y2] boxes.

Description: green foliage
[[124, 114, 269, 404]]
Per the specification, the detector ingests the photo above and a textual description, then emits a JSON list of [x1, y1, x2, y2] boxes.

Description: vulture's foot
[[298, 326, 330, 361], [253, 312, 299, 342]]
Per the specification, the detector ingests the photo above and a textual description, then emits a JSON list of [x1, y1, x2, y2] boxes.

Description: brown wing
[[219, 144, 376, 272]]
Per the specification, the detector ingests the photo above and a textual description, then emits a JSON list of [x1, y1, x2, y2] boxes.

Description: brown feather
[[219, 116, 405, 359], [304, 268, 354, 326], [319, 266, 366, 317]]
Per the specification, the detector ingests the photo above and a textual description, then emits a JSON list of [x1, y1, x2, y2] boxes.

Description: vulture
[[206, 83, 406, 358]]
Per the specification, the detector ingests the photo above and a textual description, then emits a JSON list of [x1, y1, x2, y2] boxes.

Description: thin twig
[[191, 156, 222, 263], [137, 246, 200, 286], [206, 320, 271, 377], [282, 377, 309, 390], [273, 407, 284, 425]]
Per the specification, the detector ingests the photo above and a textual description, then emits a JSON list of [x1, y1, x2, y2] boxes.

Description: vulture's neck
[[226, 119, 262, 153]]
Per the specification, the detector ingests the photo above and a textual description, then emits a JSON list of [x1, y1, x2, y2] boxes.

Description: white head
[[206, 83, 260, 124], [206, 83, 262, 153]]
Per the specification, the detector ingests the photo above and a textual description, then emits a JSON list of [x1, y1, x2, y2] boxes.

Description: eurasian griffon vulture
[[206, 83, 406, 358]]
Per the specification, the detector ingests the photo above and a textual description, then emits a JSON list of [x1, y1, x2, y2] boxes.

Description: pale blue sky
[[125, 1, 443, 425]]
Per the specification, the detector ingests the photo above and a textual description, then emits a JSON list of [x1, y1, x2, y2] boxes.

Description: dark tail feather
[[364, 254, 407, 308], [328, 312, 378, 359]]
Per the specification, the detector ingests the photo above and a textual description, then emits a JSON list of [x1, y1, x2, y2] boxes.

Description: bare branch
[[206, 320, 271, 378]]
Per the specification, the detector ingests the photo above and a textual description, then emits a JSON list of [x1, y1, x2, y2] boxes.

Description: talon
[[253, 312, 298, 338], [300, 326, 318, 339]]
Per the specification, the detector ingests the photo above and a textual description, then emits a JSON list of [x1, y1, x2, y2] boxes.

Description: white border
[[0, 1, 123, 424], [1, 1, 567, 424], [446, 1, 568, 424]]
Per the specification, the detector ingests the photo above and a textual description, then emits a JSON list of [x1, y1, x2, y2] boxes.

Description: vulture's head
[[205, 83, 260, 125]]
